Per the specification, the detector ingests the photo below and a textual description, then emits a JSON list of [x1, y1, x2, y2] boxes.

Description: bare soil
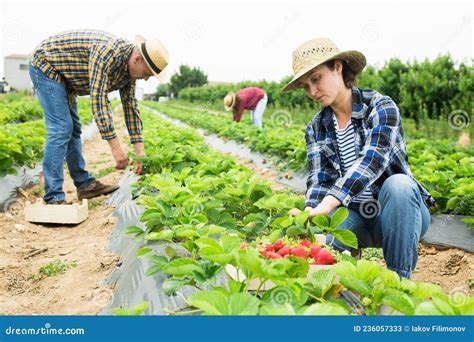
[[0, 108, 129, 315]]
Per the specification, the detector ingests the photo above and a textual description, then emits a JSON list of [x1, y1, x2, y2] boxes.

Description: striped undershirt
[[333, 116, 373, 202]]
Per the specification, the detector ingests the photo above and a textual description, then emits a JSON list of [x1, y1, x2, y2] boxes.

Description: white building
[[4, 54, 32, 92]]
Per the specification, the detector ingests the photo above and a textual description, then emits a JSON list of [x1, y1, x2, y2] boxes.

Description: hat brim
[[135, 34, 162, 79], [282, 50, 366, 92], [224, 93, 236, 111]]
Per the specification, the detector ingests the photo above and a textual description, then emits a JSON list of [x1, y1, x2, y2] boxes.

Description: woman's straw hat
[[224, 92, 236, 111], [135, 35, 170, 78], [282, 38, 366, 92]]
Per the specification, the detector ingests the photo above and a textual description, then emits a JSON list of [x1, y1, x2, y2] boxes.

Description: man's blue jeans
[[29, 64, 95, 203], [326, 174, 431, 279]]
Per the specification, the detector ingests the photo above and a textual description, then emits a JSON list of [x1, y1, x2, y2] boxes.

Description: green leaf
[[286, 225, 305, 237], [227, 280, 244, 294], [235, 248, 263, 279], [286, 256, 310, 278], [162, 278, 187, 296], [331, 229, 358, 249], [221, 235, 241, 253], [175, 228, 199, 238], [200, 246, 232, 265], [272, 216, 294, 229], [381, 289, 416, 315], [127, 302, 149, 315], [446, 196, 461, 210], [125, 225, 144, 235], [340, 277, 372, 297], [259, 304, 296, 315], [430, 293, 457, 315], [111, 308, 129, 315], [188, 290, 228, 315], [163, 258, 202, 277], [165, 246, 177, 257], [330, 207, 349, 229], [145, 230, 174, 241], [199, 224, 226, 236], [303, 303, 349, 315], [228, 292, 260, 315], [414, 302, 444, 315], [356, 260, 379, 282], [145, 256, 168, 276], [312, 215, 330, 229], [377, 268, 401, 288], [412, 281, 442, 299], [295, 211, 310, 226], [309, 269, 335, 298], [195, 237, 221, 249], [332, 261, 357, 278], [135, 247, 152, 257], [268, 229, 283, 242]]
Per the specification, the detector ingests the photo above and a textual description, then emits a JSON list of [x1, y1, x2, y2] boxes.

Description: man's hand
[[133, 142, 145, 175], [108, 137, 128, 170]]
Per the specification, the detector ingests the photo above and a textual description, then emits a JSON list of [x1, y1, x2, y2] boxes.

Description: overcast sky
[[1, 0, 472, 94]]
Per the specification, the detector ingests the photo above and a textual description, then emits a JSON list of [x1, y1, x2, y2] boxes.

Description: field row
[[122, 108, 473, 316], [143, 101, 474, 221]]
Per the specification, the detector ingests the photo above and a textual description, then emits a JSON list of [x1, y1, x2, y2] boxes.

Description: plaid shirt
[[30, 30, 143, 143], [305, 87, 435, 209]]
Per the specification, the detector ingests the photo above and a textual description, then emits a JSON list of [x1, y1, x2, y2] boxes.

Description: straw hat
[[224, 92, 236, 111], [282, 38, 366, 92], [135, 35, 170, 78]]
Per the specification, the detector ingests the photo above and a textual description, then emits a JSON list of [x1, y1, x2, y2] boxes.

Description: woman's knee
[[379, 174, 418, 203]]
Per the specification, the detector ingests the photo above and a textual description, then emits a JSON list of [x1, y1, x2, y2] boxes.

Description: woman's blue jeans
[[326, 174, 431, 279]]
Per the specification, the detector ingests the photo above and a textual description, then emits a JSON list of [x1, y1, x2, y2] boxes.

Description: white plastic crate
[[24, 199, 88, 224]]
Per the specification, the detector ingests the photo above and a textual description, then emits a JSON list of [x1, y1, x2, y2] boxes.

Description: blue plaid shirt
[[305, 87, 435, 209]]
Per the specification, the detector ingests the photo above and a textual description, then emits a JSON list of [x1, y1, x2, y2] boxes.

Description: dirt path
[[0, 107, 129, 315], [412, 245, 473, 296]]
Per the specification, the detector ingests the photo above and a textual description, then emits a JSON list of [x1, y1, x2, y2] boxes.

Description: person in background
[[284, 38, 435, 279], [223, 87, 267, 128], [29, 30, 169, 204]]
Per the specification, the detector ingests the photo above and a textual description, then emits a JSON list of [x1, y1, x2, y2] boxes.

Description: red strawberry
[[290, 247, 307, 259], [300, 240, 311, 247], [265, 244, 275, 252], [277, 246, 290, 257], [309, 244, 322, 259], [266, 252, 283, 259], [273, 240, 284, 251], [260, 250, 269, 258], [315, 250, 334, 265]]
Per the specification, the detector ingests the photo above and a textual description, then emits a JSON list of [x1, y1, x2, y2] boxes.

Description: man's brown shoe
[[77, 180, 119, 200]]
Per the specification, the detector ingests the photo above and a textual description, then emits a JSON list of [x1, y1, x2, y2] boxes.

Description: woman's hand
[[288, 208, 302, 216], [305, 204, 332, 217]]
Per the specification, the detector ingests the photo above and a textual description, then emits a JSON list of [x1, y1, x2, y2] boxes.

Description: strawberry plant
[[0, 95, 94, 177], [126, 108, 474, 316]]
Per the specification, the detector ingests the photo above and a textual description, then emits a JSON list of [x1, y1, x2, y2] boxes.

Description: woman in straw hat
[[285, 38, 436, 279], [224, 87, 267, 128]]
